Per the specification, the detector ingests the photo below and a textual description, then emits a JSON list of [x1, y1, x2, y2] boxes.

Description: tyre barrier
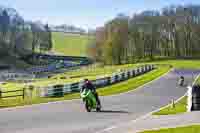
[[0, 72, 35, 81], [40, 64, 156, 97], [31, 53, 90, 62], [22, 52, 94, 75], [25, 53, 93, 74], [27, 62, 79, 74]]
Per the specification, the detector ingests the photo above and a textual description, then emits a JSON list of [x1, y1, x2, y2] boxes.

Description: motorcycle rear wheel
[[96, 104, 101, 112]]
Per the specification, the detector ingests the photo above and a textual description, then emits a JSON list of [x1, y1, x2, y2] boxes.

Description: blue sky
[[1, 0, 200, 29]]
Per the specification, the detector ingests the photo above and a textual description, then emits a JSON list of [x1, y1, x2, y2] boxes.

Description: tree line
[[88, 5, 200, 65], [0, 7, 52, 59]]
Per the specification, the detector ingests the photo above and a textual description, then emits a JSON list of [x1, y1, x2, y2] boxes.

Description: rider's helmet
[[180, 76, 184, 80], [84, 78, 89, 84]]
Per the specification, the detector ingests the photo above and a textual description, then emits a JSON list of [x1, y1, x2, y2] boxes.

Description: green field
[[52, 32, 93, 56], [146, 59, 200, 69], [141, 125, 200, 133]]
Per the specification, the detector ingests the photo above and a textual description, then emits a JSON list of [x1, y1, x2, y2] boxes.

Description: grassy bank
[[2, 59, 200, 108], [0, 65, 170, 108], [0, 64, 139, 93], [98, 65, 170, 96]]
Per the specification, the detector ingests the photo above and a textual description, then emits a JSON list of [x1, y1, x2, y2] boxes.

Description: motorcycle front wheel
[[85, 101, 91, 112]]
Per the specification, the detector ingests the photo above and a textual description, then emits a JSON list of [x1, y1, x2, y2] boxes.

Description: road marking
[[95, 71, 200, 133], [0, 67, 172, 111], [103, 126, 116, 131]]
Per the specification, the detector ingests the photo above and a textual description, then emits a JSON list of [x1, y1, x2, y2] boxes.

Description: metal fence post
[[0, 88, 2, 99], [171, 99, 175, 109], [23, 87, 25, 100]]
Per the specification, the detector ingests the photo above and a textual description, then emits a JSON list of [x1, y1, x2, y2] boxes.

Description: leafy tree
[[91, 4, 200, 64]]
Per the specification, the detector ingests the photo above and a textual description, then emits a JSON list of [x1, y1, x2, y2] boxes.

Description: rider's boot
[[94, 92, 101, 107]]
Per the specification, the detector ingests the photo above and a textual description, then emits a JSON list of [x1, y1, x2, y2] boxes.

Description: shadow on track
[[98, 110, 129, 114]]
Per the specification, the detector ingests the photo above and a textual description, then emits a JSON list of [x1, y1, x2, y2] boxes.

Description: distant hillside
[[52, 32, 94, 57]]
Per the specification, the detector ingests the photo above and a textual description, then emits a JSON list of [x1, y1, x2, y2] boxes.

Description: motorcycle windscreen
[[81, 89, 89, 98]]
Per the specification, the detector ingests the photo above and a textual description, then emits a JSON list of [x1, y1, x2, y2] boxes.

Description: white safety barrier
[[187, 84, 200, 112], [187, 86, 192, 112], [39, 64, 156, 97]]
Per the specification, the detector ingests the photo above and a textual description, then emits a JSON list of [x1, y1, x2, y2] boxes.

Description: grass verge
[[0, 64, 139, 91], [153, 70, 200, 115], [0, 65, 170, 108], [98, 65, 170, 96], [141, 125, 200, 133]]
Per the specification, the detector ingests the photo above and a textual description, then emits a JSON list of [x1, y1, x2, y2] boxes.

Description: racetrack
[[0, 69, 198, 133]]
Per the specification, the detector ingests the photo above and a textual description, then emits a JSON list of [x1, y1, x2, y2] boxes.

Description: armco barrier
[[26, 53, 93, 74], [40, 64, 156, 97], [0, 72, 35, 81]]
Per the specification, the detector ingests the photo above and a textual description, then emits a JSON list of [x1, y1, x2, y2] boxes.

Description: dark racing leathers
[[81, 81, 101, 106], [179, 76, 184, 86]]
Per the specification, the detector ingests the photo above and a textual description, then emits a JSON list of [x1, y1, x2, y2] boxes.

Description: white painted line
[[103, 126, 116, 131], [0, 66, 172, 111], [96, 126, 116, 133], [95, 70, 200, 133], [0, 98, 81, 111]]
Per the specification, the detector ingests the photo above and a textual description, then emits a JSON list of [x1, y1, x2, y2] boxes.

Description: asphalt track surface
[[0, 69, 198, 133]]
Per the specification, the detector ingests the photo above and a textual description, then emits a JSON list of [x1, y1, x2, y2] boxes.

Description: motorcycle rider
[[179, 75, 184, 86], [81, 79, 101, 107]]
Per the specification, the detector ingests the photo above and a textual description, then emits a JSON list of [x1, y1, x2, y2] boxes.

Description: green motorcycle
[[80, 89, 101, 112]]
